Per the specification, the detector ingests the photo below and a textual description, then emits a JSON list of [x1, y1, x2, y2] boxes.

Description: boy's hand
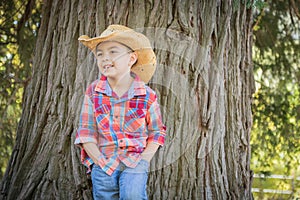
[[141, 143, 160, 163], [82, 142, 101, 165]]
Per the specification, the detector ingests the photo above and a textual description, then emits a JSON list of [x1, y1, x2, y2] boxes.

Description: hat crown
[[100, 25, 131, 37]]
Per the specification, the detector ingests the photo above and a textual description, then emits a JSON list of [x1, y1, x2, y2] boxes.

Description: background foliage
[[0, 0, 41, 177], [0, 0, 299, 198], [252, 0, 300, 175], [251, 0, 300, 198]]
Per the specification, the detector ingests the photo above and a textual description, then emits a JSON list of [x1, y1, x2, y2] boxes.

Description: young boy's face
[[95, 41, 137, 80]]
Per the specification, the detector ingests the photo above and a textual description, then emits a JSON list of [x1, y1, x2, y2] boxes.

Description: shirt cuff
[[74, 129, 97, 145], [147, 131, 165, 146], [74, 137, 97, 145]]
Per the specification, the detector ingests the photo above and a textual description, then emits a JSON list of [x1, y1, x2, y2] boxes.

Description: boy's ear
[[129, 52, 138, 67]]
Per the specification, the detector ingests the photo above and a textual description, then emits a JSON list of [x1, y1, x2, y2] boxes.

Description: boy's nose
[[101, 52, 110, 61]]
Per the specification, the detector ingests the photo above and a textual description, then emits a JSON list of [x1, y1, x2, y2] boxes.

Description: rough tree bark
[[0, 0, 255, 199]]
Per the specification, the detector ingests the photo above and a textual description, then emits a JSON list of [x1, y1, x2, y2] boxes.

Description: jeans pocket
[[138, 159, 149, 173], [140, 159, 150, 168], [124, 160, 149, 174]]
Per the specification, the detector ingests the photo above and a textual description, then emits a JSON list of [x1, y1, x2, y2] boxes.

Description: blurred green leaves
[[0, 0, 41, 178], [251, 0, 300, 175]]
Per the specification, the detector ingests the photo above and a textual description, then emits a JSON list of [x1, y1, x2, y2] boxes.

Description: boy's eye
[[96, 52, 103, 57], [110, 50, 118, 54]]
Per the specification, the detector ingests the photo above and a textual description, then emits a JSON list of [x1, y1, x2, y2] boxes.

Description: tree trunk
[[0, 0, 254, 199]]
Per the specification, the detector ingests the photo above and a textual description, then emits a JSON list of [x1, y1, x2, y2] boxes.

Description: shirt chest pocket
[[94, 105, 111, 130], [124, 108, 146, 133]]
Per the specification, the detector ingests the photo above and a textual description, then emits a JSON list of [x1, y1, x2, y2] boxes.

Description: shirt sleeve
[[146, 98, 166, 146], [75, 94, 98, 145], [74, 94, 98, 169]]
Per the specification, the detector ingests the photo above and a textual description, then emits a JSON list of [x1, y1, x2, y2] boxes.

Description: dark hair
[[95, 41, 133, 53]]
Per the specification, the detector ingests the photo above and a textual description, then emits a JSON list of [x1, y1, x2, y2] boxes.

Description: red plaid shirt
[[75, 74, 166, 175]]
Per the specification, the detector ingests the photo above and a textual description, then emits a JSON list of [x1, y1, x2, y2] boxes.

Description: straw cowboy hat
[[78, 24, 156, 83]]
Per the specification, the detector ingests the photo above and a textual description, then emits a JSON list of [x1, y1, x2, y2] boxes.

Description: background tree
[[0, 0, 254, 199]]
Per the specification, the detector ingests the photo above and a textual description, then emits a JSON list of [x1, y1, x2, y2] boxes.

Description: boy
[[75, 24, 166, 200]]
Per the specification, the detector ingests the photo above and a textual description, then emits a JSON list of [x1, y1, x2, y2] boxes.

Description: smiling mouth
[[103, 64, 113, 71]]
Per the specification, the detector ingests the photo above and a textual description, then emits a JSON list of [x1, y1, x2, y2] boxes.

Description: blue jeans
[[91, 160, 149, 200]]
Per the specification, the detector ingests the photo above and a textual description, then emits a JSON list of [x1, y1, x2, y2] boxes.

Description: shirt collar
[[95, 73, 147, 97]]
